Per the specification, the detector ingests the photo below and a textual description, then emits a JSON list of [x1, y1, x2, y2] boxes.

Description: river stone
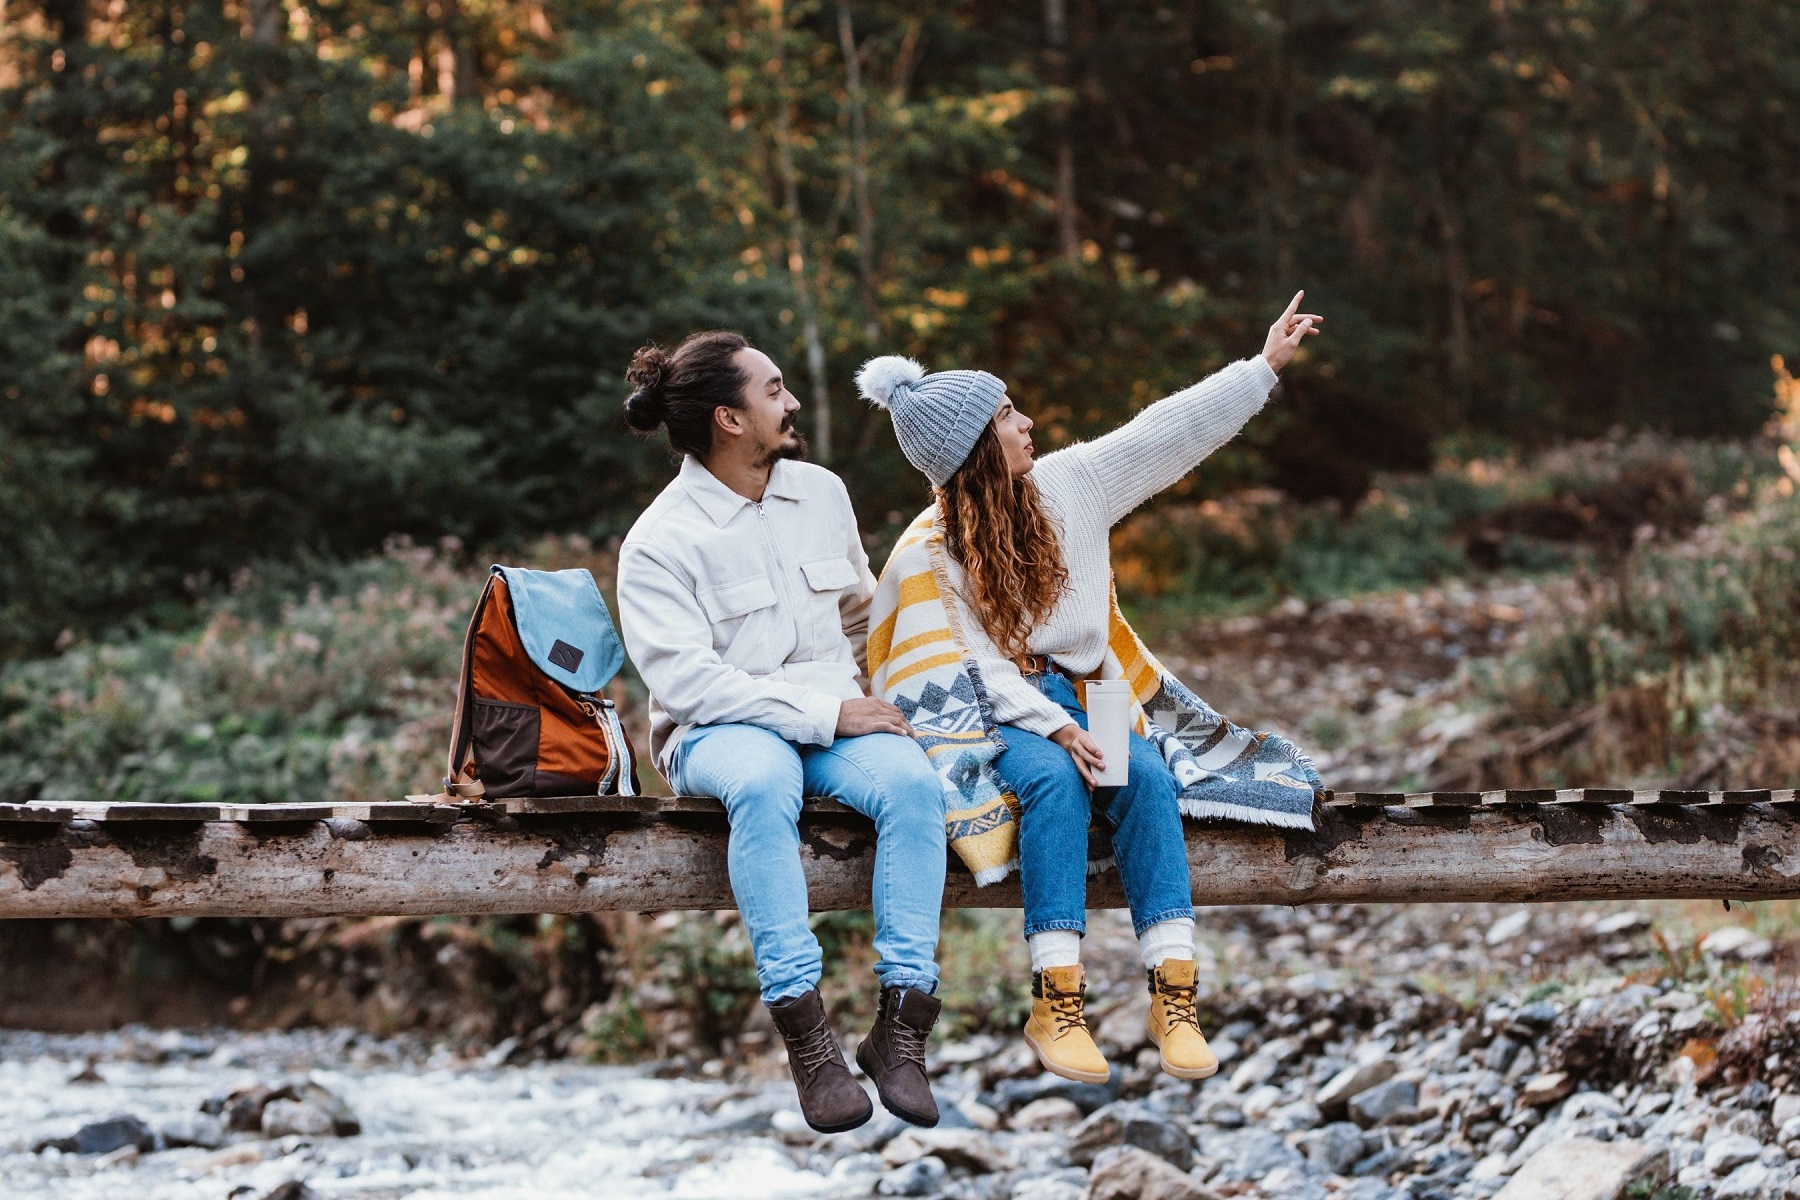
[[1512, 1001, 1561, 1031], [221, 1084, 279, 1132], [1486, 910, 1531, 946], [1010, 1171, 1087, 1200], [1241, 1084, 1284, 1120], [1227, 1037, 1301, 1092], [1520, 1073, 1575, 1107], [293, 1080, 360, 1136], [993, 1074, 1119, 1115], [877, 1155, 949, 1196], [1774, 1094, 1800, 1130], [159, 1112, 226, 1149], [883, 1129, 1008, 1174], [1563, 1092, 1626, 1121], [1592, 912, 1649, 936], [1492, 1137, 1664, 1200], [1348, 1078, 1418, 1128], [1297, 1121, 1368, 1175], [1701, 927, 1774, 961], [1095, 991, 1154, 1055], [1069, 1101, 1193, 1170], [37, 1115, 155, 1156], [261, 1099, 335, 1138], [1318, 1060, 1400, 1115], [1485, 1036, 1523, 1073], [1196, 1096, 1245, 1128], [257, 1185, 318, 1200], [828, 1152, 886, 1182], [1208, 1126, 1309, 1182], [1011, 1097, 1084, 1131], [1341, 1182, 1402, 1200], [1714, 1162, 1783, 1199], [1085, 1145, 1221, 1200], [1707, 1136, 1768, 1176], [1350, 1145, 1406, 1178], [1260, 1166, 1329, 1200], [1271, 1100, 1323, 1133]]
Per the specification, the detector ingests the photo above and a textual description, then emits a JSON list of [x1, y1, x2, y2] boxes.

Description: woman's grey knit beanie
[[857, 355, 1006, 488]]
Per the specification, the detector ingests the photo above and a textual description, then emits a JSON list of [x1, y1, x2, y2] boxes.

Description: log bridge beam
[[2, 791, 1798, 919]]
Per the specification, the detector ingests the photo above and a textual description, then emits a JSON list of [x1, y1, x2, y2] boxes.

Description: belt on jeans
[[1019, 654, 1078, 681]]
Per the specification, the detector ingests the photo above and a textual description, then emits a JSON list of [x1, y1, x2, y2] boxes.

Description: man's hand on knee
[[836, 698, 914, 738]]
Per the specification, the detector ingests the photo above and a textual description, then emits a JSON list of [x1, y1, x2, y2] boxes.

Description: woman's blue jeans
[[996, 669, 1195, 939], [669, 724, 947, 1004]]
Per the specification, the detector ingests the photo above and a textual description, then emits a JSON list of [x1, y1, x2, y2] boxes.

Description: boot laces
[[792, 1020, 842, 1079], [1152, 970, 1201, 1033], [1041, 975, 1090, 1039], [887, 1010, 930, 1068]]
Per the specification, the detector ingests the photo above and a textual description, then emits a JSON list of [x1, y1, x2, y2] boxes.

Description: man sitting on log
[[615, 331, 948, 1133]]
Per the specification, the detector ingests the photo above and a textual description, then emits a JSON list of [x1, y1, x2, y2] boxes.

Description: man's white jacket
[[616, 456, 875, 774]]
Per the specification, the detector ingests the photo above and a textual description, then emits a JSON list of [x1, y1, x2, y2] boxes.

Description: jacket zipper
[[755, 501, 804, 660]]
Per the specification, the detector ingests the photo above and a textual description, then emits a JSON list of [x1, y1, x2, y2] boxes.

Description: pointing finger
[[1279, 290, 1303, 323]]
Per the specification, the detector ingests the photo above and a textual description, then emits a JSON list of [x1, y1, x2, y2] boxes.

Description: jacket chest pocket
[[699, 574, 783, 670], [799, 556, 859, 648]]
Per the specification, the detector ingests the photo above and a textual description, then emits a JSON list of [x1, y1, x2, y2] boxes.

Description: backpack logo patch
[[548, 639, 585, 673]]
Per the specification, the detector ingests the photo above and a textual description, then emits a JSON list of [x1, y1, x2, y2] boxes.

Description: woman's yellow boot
[[1023, 965, 1111, 1083], [1146, 959, 1218, 1079]]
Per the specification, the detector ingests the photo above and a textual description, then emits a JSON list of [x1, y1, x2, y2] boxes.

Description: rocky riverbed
[[6, 898, 1798, 1200]]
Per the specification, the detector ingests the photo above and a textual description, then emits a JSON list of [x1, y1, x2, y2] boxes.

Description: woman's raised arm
[[1057, 292, 1322, 526]]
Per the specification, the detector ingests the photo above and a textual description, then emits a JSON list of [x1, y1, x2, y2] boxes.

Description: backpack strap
[[406, 574, 493, 804]]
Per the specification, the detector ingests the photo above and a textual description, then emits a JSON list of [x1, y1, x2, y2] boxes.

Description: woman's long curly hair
[[938, 424, 1069, 665]]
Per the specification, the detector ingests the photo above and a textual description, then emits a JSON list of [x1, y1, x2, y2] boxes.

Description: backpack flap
[[493, 566, 626, 694]]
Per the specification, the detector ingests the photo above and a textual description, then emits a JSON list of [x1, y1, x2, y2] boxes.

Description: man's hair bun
[[619, 330, 751, 457], [623, 345, 670, 430]]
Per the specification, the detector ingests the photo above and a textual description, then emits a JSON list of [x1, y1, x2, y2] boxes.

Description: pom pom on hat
[[856, 356, 926, 410], [860, 353, 1005, 486]]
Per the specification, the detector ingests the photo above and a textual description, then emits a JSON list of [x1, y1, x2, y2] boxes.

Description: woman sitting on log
[[861, 293, 1327, 1084]]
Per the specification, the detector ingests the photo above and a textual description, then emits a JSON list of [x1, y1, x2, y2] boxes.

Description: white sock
[[1138, 918, 1196, 969], [1028, 930, 1082, 973]]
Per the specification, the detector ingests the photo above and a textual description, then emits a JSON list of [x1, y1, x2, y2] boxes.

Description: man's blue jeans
[[669, 724, 947, 1004], [995, 669, 1195, 939]]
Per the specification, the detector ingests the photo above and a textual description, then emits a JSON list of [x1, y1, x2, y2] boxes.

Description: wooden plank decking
[[2, 790, 1797, 919]]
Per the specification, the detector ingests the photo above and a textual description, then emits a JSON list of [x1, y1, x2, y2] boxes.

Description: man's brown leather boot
[[768, 989, 873, 1133], [855, 987, 941, 1127]]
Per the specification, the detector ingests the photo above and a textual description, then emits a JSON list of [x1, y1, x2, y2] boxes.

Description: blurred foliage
[[0, 0, 1796, 654], [1500, 484, 1800, 726], [1114, 431, 1763, 625]]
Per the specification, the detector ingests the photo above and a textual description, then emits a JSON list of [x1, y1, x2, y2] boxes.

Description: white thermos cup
[[1084, 679, 1133, 788]]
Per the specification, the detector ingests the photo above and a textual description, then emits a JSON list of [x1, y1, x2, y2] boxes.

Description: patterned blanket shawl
[[868, 508, 1320, 885]]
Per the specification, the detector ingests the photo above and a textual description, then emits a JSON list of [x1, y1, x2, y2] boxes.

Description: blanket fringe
[[1177, 796, 1317, 830], [971, 860, 1019, 887]]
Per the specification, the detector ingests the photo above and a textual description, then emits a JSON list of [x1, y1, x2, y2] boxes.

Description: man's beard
[[754, 423, 809, 468]]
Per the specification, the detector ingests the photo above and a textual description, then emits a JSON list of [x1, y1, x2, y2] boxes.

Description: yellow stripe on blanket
[[885, 651, 966, 690], [867, 612, 898, 673]]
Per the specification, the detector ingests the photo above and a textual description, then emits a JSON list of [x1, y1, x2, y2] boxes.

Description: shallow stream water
[[1, 1027, 865, 1200]]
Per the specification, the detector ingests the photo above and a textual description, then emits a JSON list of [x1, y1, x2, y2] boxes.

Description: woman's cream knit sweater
[[940, 355, 1280, 737]]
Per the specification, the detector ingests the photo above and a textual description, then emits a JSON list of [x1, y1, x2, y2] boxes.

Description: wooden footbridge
[[2, 789, 1797, 918]]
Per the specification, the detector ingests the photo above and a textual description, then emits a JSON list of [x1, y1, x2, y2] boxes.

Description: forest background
[[2, 0, 1797, 658]]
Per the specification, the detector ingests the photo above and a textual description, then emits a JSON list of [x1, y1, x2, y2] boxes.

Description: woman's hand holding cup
[[1051, 723, 1106, 791]]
